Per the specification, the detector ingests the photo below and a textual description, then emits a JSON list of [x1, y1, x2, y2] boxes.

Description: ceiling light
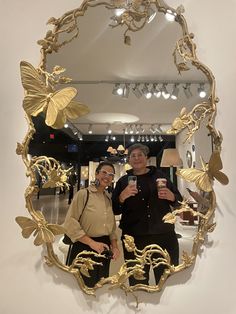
[[132, 83, 142, 98], [147, 7, 157, 24], [150, 125, 156, 133], [161, 83, 170, 99], [130, 135, 135, 142], [115, 8, 126, 16], [107, 124, 112, 134], [122, 83, 130, 98], [88, 124, 93, 134], [64, 123, 69, 128], [151, 84, 161, 98], [158, 135, 164, 142], [171, 84, 179, 100], [112, 84, 123, 96], [129, 125, 134, 134], [105, 135, 109, 142], [183, 83, 192, 98], [139, 125, 145, 133], [78, 133, 83, 141], [155, 124, 163, 134], [142, 84, 152, 99], [198, 83, 207, 98], [165, 9, 176, 22]]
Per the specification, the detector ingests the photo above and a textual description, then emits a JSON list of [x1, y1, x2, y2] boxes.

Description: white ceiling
[[46, 4, 208, 135]]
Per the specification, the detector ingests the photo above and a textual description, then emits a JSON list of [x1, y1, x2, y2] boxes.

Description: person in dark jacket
[[112, 143, 182, 286]]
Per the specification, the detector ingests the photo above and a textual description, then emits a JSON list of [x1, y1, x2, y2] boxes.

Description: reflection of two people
[[63, 161, 120, 287], [112, 143, 182, 286]]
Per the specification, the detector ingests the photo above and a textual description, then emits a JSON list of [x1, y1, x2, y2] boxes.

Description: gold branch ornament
[[96, 235, 175, 294], [167, 105, 214, 142], [20, 61, 89, 129]]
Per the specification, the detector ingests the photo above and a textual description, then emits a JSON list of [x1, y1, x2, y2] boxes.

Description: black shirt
[[112, 166, 182, 236]]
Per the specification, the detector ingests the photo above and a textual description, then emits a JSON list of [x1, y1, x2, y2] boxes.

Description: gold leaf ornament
[[176, 151, 229, 192], [20, 61, 89, 129], [16, 142, 24, 155], [123, 235, 136, 252]]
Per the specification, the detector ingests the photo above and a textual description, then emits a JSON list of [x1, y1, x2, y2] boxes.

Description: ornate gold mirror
[[16, 0, 229, 298]]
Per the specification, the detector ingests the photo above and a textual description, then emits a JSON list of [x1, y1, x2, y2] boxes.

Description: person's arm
[[156, 171, 182, 207], [63, 190, 88, 242], [110, 239, 120, 260], [78, 235, 109, 254], [112, 179, 125, 215], [112, 178, 138, 214]]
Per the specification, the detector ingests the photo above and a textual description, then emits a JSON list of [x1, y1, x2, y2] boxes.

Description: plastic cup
[[156, 178, 167, 191]]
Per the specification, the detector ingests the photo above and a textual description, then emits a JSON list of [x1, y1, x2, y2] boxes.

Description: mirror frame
[[15, 0, 228, 298]]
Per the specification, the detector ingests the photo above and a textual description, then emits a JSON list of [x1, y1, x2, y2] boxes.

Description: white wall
[[1, 0, 236, 313]]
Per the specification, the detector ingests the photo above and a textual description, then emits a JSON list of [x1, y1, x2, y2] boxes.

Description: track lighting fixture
[[161, 83, 170, 99], [183, 83, 192, 99], [132, 83, 142, 98], [88, 124, 93, 134], [147, 7, 157, 24], [198, 83, 207, 98], [142, 84, 152, 99], [171, 84, 179, 100]]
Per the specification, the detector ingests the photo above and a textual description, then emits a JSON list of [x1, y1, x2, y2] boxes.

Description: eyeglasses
[[99, 170, 115, 179]]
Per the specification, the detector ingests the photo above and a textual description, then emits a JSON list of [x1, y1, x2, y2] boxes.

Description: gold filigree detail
[[163, 199, 206, 224]]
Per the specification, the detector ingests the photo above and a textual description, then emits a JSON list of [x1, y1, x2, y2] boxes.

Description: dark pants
[[66, 236, 111, 287], [122, 232, 179, 286]]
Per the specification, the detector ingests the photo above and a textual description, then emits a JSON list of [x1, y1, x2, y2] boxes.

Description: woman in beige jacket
[[63, 161, 120, 287]]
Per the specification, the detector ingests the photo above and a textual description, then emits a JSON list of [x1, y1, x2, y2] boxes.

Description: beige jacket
[[63, 185, 117, 243]]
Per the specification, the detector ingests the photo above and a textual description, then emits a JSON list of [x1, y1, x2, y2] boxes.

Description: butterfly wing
[[23, 93, 47, 116], [34, 227, 55, 246], [49, 110, 67, 129], [47, 224, 65, 236], [208, 151, 229, 185], [15, 216, 38, 238], [177, 168, 213, 192], [20, 61, 47, 94], [65, 100, 90, 119], [45, 87, 77, 127]]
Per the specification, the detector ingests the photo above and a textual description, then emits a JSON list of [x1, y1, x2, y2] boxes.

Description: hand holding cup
[[156, 178, 175, 202], [119, 176, 138, 203]]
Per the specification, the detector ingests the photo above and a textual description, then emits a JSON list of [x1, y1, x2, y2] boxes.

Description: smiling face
[[95, 165, 115, 189], [128, 148, 148, 173]]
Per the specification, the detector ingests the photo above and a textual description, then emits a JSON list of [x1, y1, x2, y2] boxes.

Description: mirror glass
[[18, 0, 220, 295]]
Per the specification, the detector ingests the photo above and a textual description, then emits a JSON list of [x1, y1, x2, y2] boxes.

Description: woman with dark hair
[[63, 161, 120, 287], [112, 144, 182, 286]]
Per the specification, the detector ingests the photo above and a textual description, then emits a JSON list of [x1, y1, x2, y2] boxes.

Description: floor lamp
[[160, 148, 183, 182]]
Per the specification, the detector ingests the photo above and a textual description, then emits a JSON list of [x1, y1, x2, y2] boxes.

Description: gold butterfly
[[176, 151, 229, 192], [15, 211, 65, 246], [20, 61, 89, 129], [42, 169, 69, 189]]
